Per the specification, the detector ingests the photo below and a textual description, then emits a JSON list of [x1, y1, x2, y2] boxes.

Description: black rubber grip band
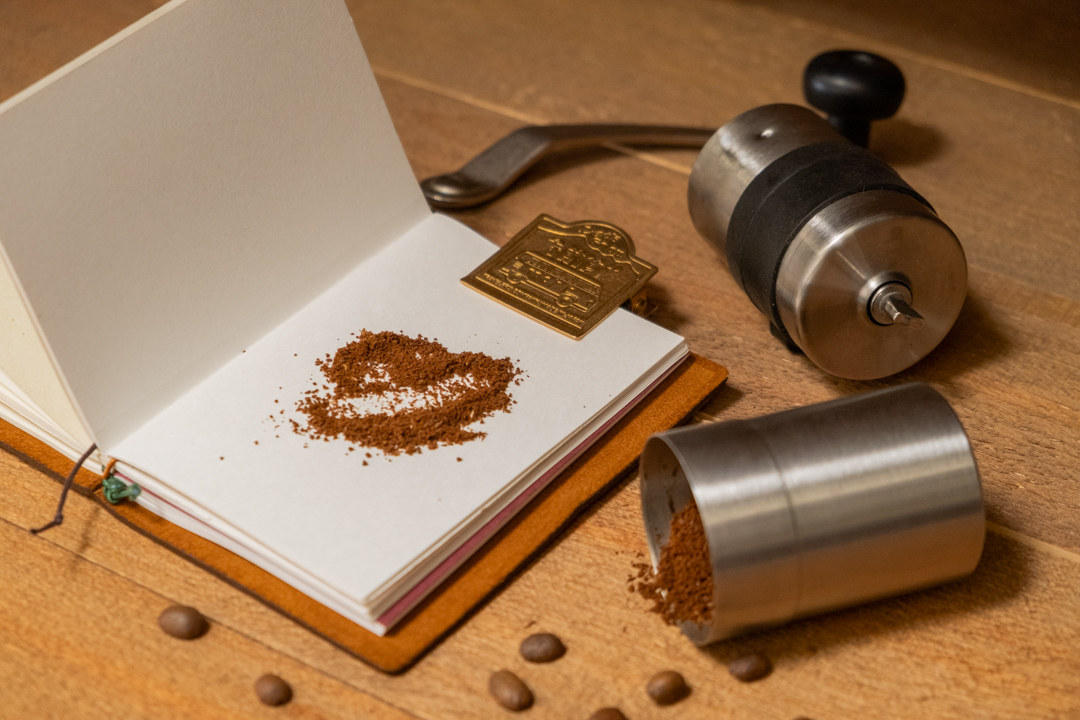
[[726, 141, 931, 339]]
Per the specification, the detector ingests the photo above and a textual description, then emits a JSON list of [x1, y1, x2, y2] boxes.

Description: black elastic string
[[30, 443, 97, 535]]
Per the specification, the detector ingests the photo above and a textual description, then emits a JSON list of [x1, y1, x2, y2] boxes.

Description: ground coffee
[[291, 330, 521, 456], [631, 500, 713, 626]]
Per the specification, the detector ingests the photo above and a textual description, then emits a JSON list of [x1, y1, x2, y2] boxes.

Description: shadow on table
[[914, 292, 1012, 380], [643, 283, 692, 337], [871, 118, 947, 167], [825, 292, 1011, 395], [697, 525, 1029, 666], [486, 144, 625, 207], [693, 381, 744, 421]]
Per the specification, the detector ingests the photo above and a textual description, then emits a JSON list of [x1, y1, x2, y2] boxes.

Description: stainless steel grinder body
[[688, 104, 967, 380], [640, 383, 984, 645]]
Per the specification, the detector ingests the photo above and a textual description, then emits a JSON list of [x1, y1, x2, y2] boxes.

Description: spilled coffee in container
[[639, 383, 985, 645], [631, 501, 713, 626]]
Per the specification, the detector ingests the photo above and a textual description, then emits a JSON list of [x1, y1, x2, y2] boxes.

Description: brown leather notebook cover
[[4, 353, 726, 673]]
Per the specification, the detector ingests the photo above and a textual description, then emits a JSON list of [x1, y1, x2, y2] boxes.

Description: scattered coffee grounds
[[589, 708, 628, 720], [630, 500, 713, 625], [254, 674, 292, 706], [157, 605, 208, 640], [728, 652, 773, 682], [646, 670, 690, 705], [488, 670, 534, 711], [519, 632, 566, 663], [291, 330, 521, 456]]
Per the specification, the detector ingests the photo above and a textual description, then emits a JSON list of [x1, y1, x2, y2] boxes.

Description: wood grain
[[746, 0, 1080, 104], [0, 0, 168, 100], [2, 0, 1080, 717]]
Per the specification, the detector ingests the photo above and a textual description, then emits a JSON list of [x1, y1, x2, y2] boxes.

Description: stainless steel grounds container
[[640, 383, 984, 645]]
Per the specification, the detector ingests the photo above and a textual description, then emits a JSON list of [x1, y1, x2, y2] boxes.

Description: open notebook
[[0, 0, 687, 634]]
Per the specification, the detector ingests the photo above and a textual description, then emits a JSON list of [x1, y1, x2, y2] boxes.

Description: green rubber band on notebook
[[102, 473, 142, 505]]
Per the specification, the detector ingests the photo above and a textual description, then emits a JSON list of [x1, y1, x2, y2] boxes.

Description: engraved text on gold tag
[[462, 215, 657, 339]]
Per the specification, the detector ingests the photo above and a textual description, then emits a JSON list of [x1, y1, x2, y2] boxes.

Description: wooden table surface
[[2, 1, 1078, 718]]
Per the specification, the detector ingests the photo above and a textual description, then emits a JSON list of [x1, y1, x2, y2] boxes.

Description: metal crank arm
[[420, 123, 715, 209]]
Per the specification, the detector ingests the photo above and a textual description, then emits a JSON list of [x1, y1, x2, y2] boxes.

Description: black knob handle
[[803, 50, 905, 148]]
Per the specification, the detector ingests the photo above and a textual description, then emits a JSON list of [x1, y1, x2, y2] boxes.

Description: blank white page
[[111, 214, 685, 608], [0, 0, 430, 450], [0, 252, 92, 454]]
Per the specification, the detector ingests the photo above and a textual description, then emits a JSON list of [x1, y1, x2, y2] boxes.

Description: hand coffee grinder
[[689, 51, 966, 380]]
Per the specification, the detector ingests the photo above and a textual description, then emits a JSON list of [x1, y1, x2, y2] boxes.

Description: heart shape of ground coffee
[[291, 329, 521, 456]]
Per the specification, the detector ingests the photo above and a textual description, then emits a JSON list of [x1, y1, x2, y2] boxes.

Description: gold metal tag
[[462, 214, 657, 339]]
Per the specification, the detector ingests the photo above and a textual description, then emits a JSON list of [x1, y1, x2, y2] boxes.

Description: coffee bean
[[589, 708, 628, 720], [519, 632, 566, 663], [157, 605, 208, 640], [728, 652, 772, 682], [489, 670, 533, 711], [646, 670, 689, 705], [254, 674, 292, 706]]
